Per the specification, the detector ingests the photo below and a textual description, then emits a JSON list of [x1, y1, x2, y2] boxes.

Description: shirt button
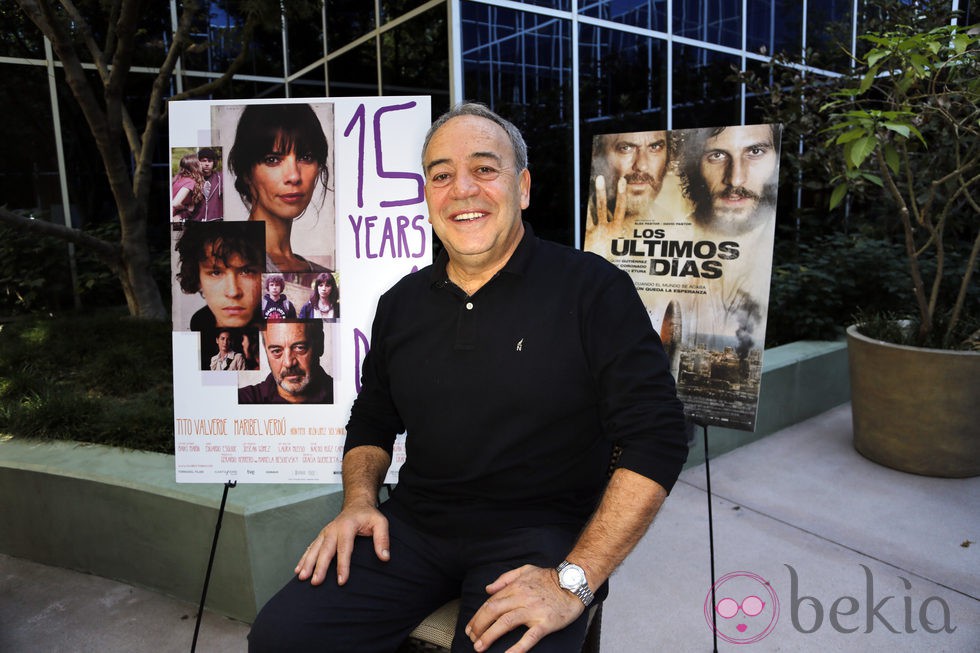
[[465, 302, 474, 310]]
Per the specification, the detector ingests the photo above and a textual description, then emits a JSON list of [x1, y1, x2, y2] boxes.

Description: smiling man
[[248, 103, 688, 653], [237, 320, 333, 404]]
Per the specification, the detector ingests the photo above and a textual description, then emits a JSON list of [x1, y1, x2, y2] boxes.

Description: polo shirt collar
[[429, 221, 537, 287]]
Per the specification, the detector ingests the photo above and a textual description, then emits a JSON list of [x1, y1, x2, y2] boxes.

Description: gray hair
[[422, 102, 529, 171]]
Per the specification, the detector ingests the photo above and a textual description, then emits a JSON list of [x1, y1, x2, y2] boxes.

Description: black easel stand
[[191, 480, 237, 653], [700, 422, 718, 653]]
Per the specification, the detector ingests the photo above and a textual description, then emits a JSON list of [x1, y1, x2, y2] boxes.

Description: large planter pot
[[846, 324, 980, 478]]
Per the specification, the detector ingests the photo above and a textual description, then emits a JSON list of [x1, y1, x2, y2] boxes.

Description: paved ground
[[1, 403, 977, 652]]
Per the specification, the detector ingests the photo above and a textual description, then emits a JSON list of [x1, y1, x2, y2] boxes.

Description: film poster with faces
[[169, 97, 431, 483], [584, 124, 782, 431]]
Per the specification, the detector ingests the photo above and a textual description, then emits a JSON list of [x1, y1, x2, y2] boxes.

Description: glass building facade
[[1, 0, 975, 249]]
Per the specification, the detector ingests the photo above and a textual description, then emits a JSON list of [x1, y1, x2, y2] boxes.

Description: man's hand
[[584, 174, 628, 253], [294, 499, 390, 586], [464, 565, 585, 653]]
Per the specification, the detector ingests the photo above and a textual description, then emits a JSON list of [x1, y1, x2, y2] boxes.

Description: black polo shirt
[[346, 224, 687, 536]]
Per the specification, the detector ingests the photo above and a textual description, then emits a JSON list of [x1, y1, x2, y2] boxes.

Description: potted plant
[[821, 18, 979, 476]]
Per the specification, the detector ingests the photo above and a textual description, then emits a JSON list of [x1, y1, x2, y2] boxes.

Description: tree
[[0, 0, 270, 319]]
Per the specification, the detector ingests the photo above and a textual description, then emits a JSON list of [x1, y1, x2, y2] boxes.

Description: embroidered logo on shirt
[[516, 338, 524, 352]]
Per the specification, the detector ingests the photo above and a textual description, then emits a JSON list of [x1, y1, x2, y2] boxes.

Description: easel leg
[[703, 423, 718, 653], [191, 480, 237, 653]]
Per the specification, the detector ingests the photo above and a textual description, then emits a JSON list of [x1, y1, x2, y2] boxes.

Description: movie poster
[[169, 97, 431, 483], [584, 125, 782, 431]]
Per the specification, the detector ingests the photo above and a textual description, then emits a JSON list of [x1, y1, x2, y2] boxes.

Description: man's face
[[199, 157, 215, 178], [198, 245, 261, 328], [215, 331, 232, 354], [603, 131, 668, 217], [267, 281, 283, 300], [423, 115, 530, 272], [264, 322, 318, 403], [698, 125, 777, 234]]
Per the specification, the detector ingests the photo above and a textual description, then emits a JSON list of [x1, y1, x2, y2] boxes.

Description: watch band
[[556, 560, 595, 607]]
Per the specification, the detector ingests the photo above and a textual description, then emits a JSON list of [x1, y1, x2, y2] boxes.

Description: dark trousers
[[248, 503, 598, 653]]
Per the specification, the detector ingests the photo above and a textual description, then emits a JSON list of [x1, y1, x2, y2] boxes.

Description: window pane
[[461, 3, 574, 244], [329, 40, 378, 96], [291, 67, 329, 98], [671, 44, 741, 129], [286, 4, 326, 76], [746, 0, 802, 57], [0, 9, 45, 58], [327, 0, 376, 52], [579, 25, 668, 124], [381, 7, 450, 118], [674, 0, 742, 49], [381, 0, 430, 23], [579, 1, 668, 32], [808, 0, 853, 69]]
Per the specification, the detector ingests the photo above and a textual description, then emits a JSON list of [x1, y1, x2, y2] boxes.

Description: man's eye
[[474, 167, 498, 178], [293, 345, 309, 354], [650, 142, 665, 152], [747, 147, 768, 158], [239, 267, 259, 277], [206, 268, 224, 277], [430, 172, 451, 186], [268, 348, 282, 357], [615, 143, 635, 153]]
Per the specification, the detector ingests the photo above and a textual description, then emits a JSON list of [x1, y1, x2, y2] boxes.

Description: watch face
[[560, 565, 585, 587]]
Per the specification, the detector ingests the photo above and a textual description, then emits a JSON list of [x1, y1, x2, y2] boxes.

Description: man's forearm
[[565, 467, 667, 591], [341, 445, 391, 508]]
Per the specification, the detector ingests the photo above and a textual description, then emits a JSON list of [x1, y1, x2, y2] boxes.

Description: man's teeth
[[454, 212, 482, 221]]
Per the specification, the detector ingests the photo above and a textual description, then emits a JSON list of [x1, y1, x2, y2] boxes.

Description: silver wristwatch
[[556, 560, 595, 607]]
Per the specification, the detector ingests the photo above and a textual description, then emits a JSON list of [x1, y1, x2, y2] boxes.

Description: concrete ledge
[[685, 339, 850, 466], [0, 439, 343, 622], [0, 339, 849, 622]]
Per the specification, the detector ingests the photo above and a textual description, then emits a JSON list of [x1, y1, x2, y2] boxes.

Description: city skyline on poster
[[584, 124, 782, 431]]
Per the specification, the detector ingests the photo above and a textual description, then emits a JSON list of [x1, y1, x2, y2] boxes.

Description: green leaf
[[881, 122, 911, 139], [952, 34, 969, 54], [859, 172, 884, 187], [835, 128, 867, 145], [847, 136, 876, 168], [866, 49, 889, 67], [883, 143, 900, 175], [829, 183, 848, 210]]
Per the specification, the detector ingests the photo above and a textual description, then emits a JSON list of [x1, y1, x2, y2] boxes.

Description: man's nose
[[726, 158, 747, 188], [223, 273, 243, 297], [450, 170, 479, 198], [632, 148, 651, 172]]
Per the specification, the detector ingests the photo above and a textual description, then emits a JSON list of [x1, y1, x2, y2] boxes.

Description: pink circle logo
[[704, 571, 779, 644]]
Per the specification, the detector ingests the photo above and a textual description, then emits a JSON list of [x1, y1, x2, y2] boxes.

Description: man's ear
[[519, 167, 531, 209]]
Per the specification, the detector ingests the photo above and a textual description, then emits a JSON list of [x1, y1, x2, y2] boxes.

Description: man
[[261, 274, 297, 321], [248, 104, 687, 652], [210, 328, 246, 371], [665, 124, 782, 391], [174, 221, 264, 332], [676, 124, 780, 237], [196, 147, 223, 222], [238, 320, 334, 404], [585, 130, 670, 256]]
